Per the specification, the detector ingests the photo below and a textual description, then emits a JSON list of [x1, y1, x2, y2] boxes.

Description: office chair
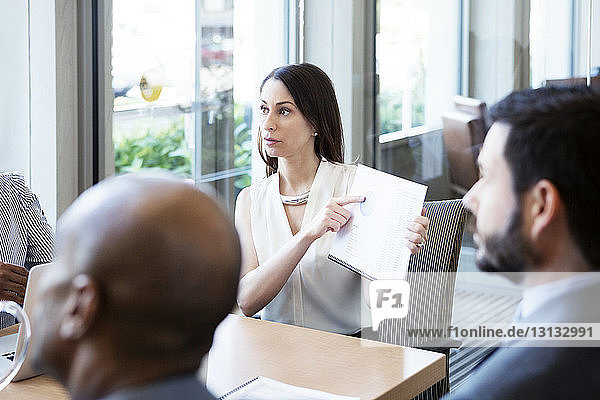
[[544, 75, 600, 90], [377, 199, 467, 400], [452, 95, 491, 132], [441, 96, 490, 197]]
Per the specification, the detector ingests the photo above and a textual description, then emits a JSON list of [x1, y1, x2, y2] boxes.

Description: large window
[[111, 0, 289, 212], [376, 0, 461, 139], [467, 0, 598, 105], [530, 0, 599, 88], [376, 0, 599, 201], [376, 0, 599, 140], [0, 1, 30, 176]]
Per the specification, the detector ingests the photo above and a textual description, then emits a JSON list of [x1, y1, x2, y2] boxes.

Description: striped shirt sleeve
[[1, 173, 55, 328], [20, 185, 55, 268]]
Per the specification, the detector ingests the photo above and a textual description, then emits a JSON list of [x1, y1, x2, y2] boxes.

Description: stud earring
[[313, 132, 318, 137]]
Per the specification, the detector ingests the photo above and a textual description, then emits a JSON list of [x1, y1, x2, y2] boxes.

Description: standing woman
[[235, 63, 428, 334]]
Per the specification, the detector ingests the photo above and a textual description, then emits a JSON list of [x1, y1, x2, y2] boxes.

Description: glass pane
[[378, 0, 598, 202], [112, 1, 197, 179], [0, 1, 30, 175], [530, 0, 599, 89], [112, 0, 287, 213], [376, 0, 460, 137]]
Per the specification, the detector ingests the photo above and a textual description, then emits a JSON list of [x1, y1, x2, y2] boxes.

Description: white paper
[[0, 333, 17, 376], [219, 376, 359, 400], [328, 165, 427, 280]]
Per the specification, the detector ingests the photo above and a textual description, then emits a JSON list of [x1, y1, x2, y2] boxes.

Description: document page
[[219, 376, 359, 400], [328, 164, 427, 280]]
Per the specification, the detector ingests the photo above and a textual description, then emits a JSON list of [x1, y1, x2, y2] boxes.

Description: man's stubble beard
[[475, 208, 540, 275]]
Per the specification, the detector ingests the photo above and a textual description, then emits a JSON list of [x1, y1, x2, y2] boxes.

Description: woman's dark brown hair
[[257, 63, 344, 176]]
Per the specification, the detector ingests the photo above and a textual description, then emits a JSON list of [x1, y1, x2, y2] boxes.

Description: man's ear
[[58, 274, 100, 340], [528, 179, 562, 240]]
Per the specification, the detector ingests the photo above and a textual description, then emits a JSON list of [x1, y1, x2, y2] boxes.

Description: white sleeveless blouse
[[250, 161, 363, 334]]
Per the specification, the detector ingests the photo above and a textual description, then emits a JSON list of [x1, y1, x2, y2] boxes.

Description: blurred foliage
[[114, 116, 192, 178], [233, 103, 252, 190], [379, 91, 404, 134], [379, 88, 426, 134], [114, 104, 253, 191], [410, 47, 425, 127], [379, 47, 426, 133]]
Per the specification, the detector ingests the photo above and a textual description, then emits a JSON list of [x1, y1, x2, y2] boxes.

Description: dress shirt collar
[[519, 272, 600, 321]]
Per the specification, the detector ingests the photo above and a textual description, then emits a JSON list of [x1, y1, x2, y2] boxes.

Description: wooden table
[[0, 315, 445, 399], [0, 375, 68, 399], [0, 325, 68, 399], [207, 314, 445, 400]]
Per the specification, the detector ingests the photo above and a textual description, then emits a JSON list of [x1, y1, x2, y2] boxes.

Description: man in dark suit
[[447, 86, 600, 399], [30, 173, 241, 400]]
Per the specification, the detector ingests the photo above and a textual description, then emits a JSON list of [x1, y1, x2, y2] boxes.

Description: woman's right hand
[[303, 196, 365, 241]]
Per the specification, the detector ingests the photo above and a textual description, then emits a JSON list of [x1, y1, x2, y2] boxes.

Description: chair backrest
[[545, 76, 600, 90], [378, 199, 467, 348], [441, 112, 482, 193], [453, 95, 491, 132], [442, 97, 489, 196]]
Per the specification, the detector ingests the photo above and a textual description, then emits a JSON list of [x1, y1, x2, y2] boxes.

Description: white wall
[[530, 0, 572, 87], [0, 0, 58, 226], [304, 0, 366, 163], [0, 0, 31, 178], [30, 0, 58, 226], [234, 0, 288, 182], [424, 0, 460, 126], [469, 0, 523, 104], [575, 0, 600, 76], [594, 0, 600, 72], [0, 0, 78, 227], [593, 0, 600, 72]]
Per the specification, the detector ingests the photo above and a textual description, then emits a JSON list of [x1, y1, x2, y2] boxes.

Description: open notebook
[[218, 376, 359, 400]]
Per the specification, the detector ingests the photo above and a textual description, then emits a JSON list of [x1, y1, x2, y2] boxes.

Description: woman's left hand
[[404, 207, 430, 254]]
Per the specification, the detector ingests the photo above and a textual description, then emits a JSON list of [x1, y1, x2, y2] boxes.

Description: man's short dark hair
[[490, 86, 600, 269]]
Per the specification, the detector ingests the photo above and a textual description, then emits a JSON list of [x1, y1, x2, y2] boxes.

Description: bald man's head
[[32, 173, 241, 384]]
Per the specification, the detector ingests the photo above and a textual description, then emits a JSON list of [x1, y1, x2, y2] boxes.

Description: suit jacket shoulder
[[100, 374, 216, 400], [447, 346, 600, 399], [447, 278, 600, 399]]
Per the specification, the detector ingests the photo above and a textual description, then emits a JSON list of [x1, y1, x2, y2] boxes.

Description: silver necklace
[[280, 190, 310, 206]]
